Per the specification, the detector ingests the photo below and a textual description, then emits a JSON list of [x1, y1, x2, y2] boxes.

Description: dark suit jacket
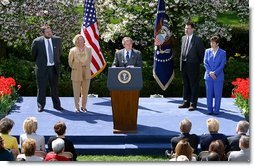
[[47, 136, 77, 161], [31, 36, 62, 77], [112, 49, 142, 67], [170, 133, 199, 154], [180, 35, 204, 70], [200, 133, 230, 153], [228, 133, 246, 151]]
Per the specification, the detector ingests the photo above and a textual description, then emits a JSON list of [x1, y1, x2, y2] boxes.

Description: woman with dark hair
[[0, 118, 19, 157], [47, 121, 77, 161], [203, 36, 226, 115], [0, 136, 15, 161], [171, 139, 196, 161], [208, 139, 226, 161]]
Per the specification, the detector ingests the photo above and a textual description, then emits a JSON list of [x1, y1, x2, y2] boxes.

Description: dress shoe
[[188, 105, 196, 111], [208, 112, 213, 115], [54, 106, 64, 111], [37, 108, 44, 112], [81, 107, 87, 112], [178, 102, 190, 108]]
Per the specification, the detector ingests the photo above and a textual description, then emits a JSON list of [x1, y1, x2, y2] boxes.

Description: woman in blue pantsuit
[[204, 36, 226, 115]]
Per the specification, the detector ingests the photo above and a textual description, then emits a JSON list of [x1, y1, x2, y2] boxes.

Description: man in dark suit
[[179, 22, 205, 111], [170, 118, 199, 154], [112, 37, 142, 67], [228, 120, 249, 151], [31, 25, 63, 112]]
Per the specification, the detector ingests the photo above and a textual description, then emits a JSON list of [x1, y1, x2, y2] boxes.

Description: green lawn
[[77, 155, 168, 162]]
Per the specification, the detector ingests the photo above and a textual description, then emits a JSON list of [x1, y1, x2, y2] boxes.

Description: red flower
[[232, 77, 249, 116]]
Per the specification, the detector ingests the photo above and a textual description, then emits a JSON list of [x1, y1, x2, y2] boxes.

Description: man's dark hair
[[40, 25, 51, 33], [186, 21, 195, 28]]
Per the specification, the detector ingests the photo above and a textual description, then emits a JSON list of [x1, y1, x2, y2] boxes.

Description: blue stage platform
[[6, 97, 245, 155]]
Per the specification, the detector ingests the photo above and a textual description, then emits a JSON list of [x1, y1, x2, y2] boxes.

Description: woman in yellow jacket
[[68, 34, 92, 112]]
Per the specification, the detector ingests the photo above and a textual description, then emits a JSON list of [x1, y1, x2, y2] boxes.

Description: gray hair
[[52, 138, 65, 154], [122, 37, 133, 46], [237, 120, 249, 133]]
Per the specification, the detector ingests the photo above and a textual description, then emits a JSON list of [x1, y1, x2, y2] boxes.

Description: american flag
[[81, 0, 106, 78]]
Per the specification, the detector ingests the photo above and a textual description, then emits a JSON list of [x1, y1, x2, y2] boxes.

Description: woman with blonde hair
[[68, 34, 92, 112], [20, 117, 45, 152], [17, 138, 43, 161], [200, 118, 229, 152]]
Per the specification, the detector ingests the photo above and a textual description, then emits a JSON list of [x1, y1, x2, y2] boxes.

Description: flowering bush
[[231, 78, 249, 117], [0, 76, 21, 115]]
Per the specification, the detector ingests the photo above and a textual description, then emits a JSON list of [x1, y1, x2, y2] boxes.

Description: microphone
[[122, 57, 127, 67]]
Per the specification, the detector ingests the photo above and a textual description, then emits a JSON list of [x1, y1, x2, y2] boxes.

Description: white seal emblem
[[118, 70, 131, 84]]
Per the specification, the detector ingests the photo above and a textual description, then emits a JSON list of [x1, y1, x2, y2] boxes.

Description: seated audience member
[[0, 136, 15, 161], [228, 135, 250, 161], [208, 140, 226, 161], [173, 139, 196, 161], [169, 155, 190, 161], [45, 138, 70, 161], [47, 121, 77, 161], [170, 118, 199, 154], [228, 120, 249, 151], [17, 138, 43, 161], [200, 118, 229, 152], [200, 151, 220, 161], [0, 118, 19, 157], [20, 117, 45, 152]]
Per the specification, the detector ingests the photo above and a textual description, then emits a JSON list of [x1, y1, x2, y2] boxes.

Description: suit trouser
[[205, 80, 224, 113], [36, 66, 61, 109], [72, 79, 90, 109], [182, 62, 200, 105]]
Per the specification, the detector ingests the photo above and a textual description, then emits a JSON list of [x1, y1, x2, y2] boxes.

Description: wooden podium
[[107, 67, 143, 133]]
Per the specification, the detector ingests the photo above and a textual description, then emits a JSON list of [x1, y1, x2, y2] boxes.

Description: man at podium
[[112, 37, 142, 68]]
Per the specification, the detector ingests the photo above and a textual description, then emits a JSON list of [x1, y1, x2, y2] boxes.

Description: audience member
[[0, 136, 15, 161], [20, 117, 45, 152], [200, 151, 220, 161], [169, 155, 190, 161], [47, 121, 77, 160], [228, 120, 249, 151], [170, 118, 199, 154], [173, 139, 196, 161], [45, 138, 70, 161], [208, 140, 226, 161], [17, 138, 43, 161], [200, 118, 230, 152], [228, 135, 250, 161], [0, 118, 19, 157]]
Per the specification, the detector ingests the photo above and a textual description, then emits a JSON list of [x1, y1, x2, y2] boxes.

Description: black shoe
[[188, 104, 197, 111], [208, 112, 213, 115], [178, 102, 190, 108], [38, 108, 44, 112], [81, 107, 87, 112], [54, 107, 64, 111]]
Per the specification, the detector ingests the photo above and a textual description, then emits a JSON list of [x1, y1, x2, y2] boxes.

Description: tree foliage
[[96, 0, 248, 45], [0, 0, 81, 52]]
